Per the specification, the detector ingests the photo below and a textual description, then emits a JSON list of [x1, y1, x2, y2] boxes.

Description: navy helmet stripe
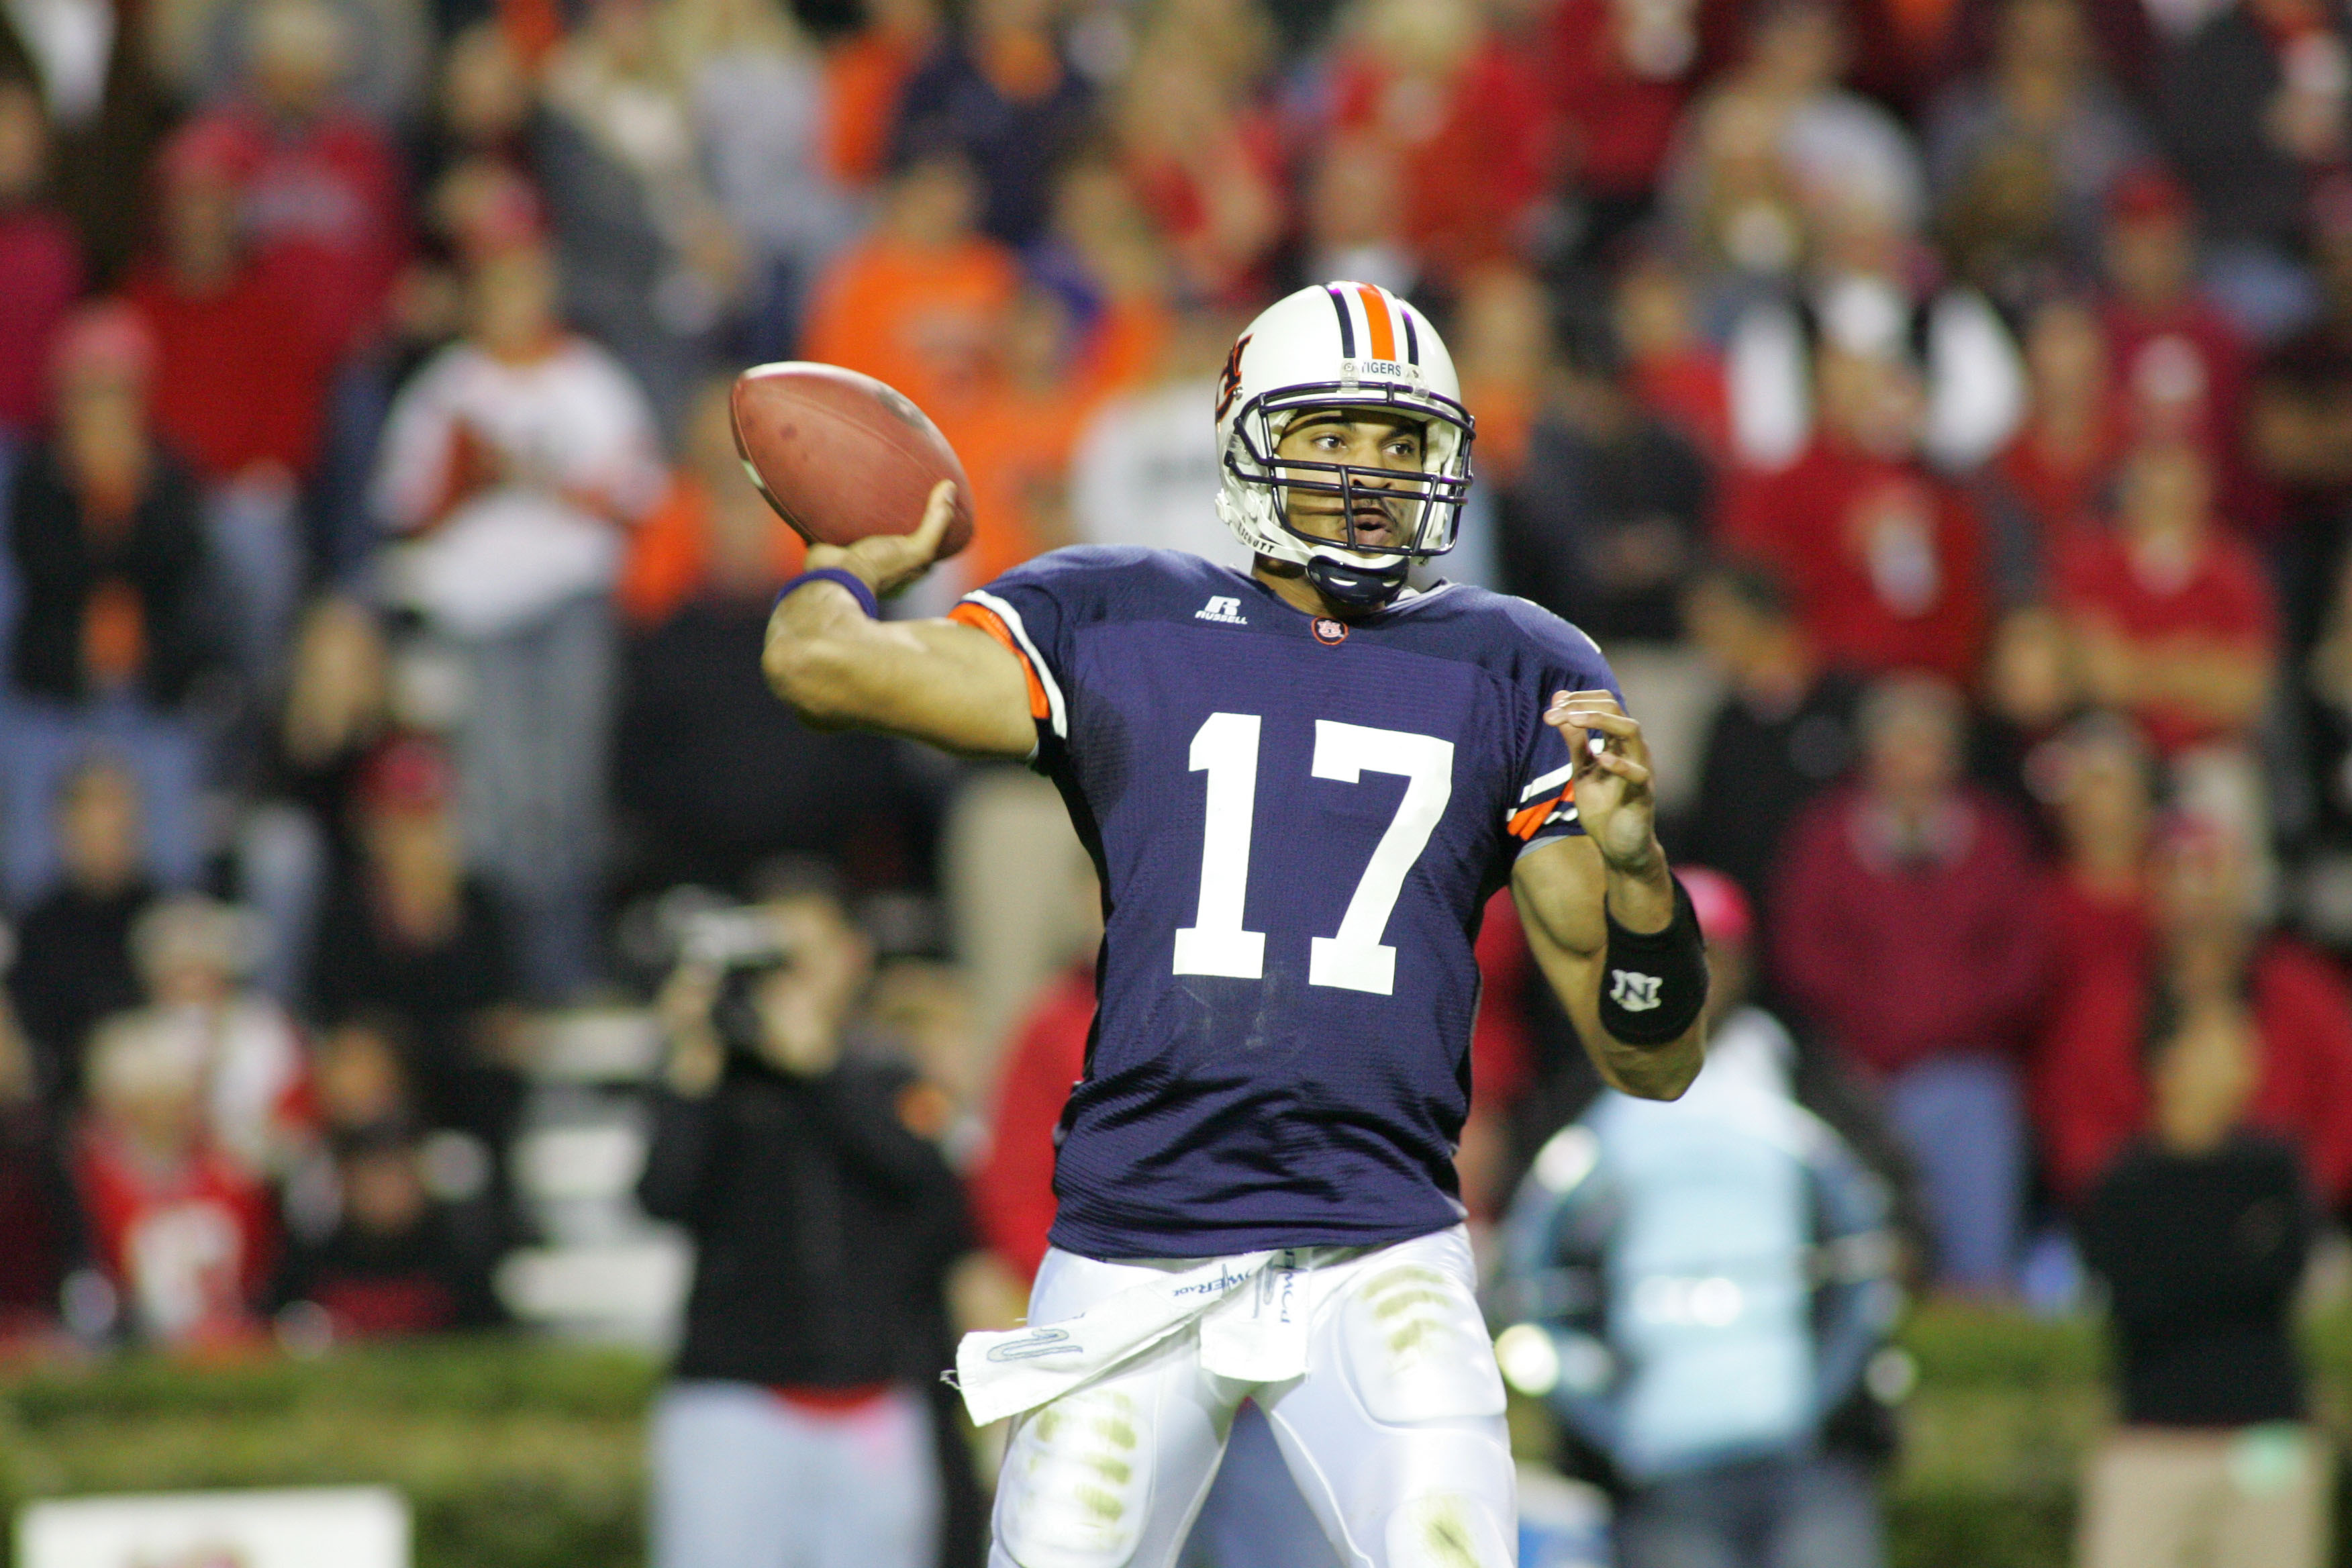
[[1400, 303, 1420, 365], [1324, 284, 1357, 359]]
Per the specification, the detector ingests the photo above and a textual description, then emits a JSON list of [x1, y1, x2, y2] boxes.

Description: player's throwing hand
[[803, 479, 961, 598]]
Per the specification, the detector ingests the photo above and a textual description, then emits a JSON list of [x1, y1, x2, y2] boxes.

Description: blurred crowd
[[0, 0, 2348, 1559]]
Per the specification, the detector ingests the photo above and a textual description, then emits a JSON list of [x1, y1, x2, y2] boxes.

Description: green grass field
[[0, 1309, 2343, 1567]]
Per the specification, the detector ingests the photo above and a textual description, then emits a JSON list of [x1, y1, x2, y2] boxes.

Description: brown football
[[729, 362, 974, 558]]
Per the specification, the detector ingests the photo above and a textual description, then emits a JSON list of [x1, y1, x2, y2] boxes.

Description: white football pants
[[987, 1224, 1517, 1568]]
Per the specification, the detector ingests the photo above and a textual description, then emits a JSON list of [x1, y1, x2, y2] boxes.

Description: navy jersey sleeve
[[950, 546, 1142, 769], [1497, 598, 1624, 856]]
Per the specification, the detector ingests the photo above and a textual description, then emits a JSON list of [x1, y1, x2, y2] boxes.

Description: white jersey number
[[1173, 713, 1455, 995]]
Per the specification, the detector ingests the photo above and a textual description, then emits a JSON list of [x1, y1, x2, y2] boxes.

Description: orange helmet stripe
[[1357, 283, 1397, 362]]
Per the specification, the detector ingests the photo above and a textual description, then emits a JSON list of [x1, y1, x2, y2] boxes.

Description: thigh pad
[[1336, 1262, 1507, 1426], [995, 1383, 1154, 1568], [1383, 1493, 1516, 1568]]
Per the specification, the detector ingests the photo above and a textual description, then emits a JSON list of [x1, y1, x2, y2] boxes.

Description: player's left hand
[[1548, 689, 1663, 877]]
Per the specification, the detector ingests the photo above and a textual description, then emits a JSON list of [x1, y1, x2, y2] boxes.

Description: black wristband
[[1596, 875, 1708, 1046]]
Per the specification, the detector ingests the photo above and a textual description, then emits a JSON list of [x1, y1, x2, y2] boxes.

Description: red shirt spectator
[[183, 101, 410, 358], [127, 268, 336, 483], [1546, 0, 1709, 201], [2031, 869, 2152, 1191], [76, 1126, 275, 1344], [2041, 814, 2352, 1207], [0, 82, 82, 440], [967, 963, 1093, 1282], [2055, 528, 2274, 750], [124, 120, 338, 484], [2039, 933, 2352, 1207], [1324, 10, 1553, 284], [1774, 781, 2051, 1076], [2104, 299, 2253, 501], [74, 1013, 276, 1346], [1985, 296, 2123, 588], [2100, 167, 2265, 531], [1990, 430, 2112, 558], [2054, 441, 2277, 755], [1775, 677, 2050, 1089], [1724, 436, 1991, 685], [1614, 253, 1734, 466], [1990, 419, 2116, 550]]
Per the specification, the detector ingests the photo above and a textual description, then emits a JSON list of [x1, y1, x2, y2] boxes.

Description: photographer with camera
[[638, 867, 971, 1568]]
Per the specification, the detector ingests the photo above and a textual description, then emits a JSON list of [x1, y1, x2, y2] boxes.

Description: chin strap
[[1305, 552, 1408, 610]]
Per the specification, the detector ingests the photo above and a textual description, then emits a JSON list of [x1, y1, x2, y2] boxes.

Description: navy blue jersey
[[952, 548, 1620, 1257]]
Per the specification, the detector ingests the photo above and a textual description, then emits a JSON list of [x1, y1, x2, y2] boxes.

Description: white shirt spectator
[[372, 336, 666, 638], [1071, 378, 1243, 566]]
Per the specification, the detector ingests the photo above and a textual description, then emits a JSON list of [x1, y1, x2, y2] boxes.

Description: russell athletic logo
[[1312, 617, 1349, 646], [1609, 970, 1664, 1012], [1195, 596, 1248, 625]]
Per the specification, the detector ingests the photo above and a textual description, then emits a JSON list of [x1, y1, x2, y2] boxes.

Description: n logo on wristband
[[1609, 969, 1663, 1012]]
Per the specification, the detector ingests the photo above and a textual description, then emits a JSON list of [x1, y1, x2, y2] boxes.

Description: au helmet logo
[[1312, 617, 1348, 646], [1216, 334, 1253, 422]]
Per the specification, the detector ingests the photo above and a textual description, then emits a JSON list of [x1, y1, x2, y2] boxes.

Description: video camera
[[677, 905, 797, 1058]]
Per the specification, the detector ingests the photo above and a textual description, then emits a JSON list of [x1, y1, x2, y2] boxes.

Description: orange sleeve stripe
[[1508, 783, 1574, 842], [949, 601, 1051, 721], [1358, 283, 1397, 362]]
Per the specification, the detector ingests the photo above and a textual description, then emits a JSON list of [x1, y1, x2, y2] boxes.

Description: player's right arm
[[761, 481, 1038, 758]]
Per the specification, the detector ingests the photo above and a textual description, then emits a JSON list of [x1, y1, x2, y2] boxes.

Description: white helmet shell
[[1214, 281, 1475, 604]]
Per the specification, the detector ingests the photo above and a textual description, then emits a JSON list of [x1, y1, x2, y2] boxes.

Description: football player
[[762, 281, 1709, 1568]]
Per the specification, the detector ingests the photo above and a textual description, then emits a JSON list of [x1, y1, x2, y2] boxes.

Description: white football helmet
[[1214, 281, 1475, 609]]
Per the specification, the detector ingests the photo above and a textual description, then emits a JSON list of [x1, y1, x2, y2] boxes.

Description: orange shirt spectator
[[616, 475, 806, 628], [799, 154, 1021, 414], [820, 0, 940, 188], [619, 379, 810, 628], [943, 390, 1091, 589], [1453, 266, 1553, 485], [938, 290, 1168, 585]]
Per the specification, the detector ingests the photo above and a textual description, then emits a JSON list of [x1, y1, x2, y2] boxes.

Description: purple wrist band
[[775, 567, 880, 620]]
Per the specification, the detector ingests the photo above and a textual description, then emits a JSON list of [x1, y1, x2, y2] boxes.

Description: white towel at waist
[[956, 1248, 1330, 1426]]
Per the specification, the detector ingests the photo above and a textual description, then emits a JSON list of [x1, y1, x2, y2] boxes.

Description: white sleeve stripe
[[963, 589, 1068, 740], [1517, 762, 1574, 802]]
